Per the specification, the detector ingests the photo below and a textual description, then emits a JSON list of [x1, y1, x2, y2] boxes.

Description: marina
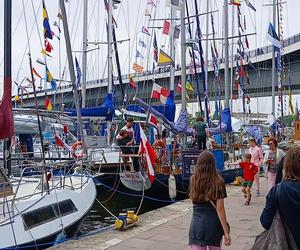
[[1, 0, 300, 249]]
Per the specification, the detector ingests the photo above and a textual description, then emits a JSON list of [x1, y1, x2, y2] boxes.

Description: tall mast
[[271, 0, 276, 117], [3, 0, 12, 175], [205, 0, 209, 93], [59, 0, 86, 151], [107, 0, 113, 145], [81, 0, 88, 108], [224, 0, 230, 109], [169, 7, 175, 92], [181, 0, 187, 149], [230, 5, 235, 112]]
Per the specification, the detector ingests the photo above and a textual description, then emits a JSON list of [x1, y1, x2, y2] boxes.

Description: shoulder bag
[[251, 184, 297, 250]]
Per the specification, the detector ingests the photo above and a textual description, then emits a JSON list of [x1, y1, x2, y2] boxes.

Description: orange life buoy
[[153, 140, 167, 164], [72, 141, 85, 158]]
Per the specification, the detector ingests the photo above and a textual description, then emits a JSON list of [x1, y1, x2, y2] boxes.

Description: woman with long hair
[[188, 151, 231, 250], [260, 147, 300, 248]]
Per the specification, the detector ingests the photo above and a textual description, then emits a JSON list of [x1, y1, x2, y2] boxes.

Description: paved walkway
[[51, 178, 268, 250]]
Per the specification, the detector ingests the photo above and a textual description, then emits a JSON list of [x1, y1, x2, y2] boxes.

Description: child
[[239, 154, 258, 205], [188, 151, 231, 249]]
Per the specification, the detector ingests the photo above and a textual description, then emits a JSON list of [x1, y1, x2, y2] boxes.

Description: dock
[[51, 178, 268, 250]]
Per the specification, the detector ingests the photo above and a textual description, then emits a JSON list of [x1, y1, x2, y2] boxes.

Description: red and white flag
[[151, 82, 170, 104], [54, 132, 72, 151], [139, 124, 155, 183], [163, 20, 171, 35], [142, 26, 151, 36], [147, 113, 158, 128]]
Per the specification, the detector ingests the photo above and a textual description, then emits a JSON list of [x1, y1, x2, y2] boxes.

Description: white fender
[[168, 174, 177, 200]]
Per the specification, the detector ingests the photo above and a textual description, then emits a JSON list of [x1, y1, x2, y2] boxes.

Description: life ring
[[72, 141, 85, 158], [153, 140, 167, 164]]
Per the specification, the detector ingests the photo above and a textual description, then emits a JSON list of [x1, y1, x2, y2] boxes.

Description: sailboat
[[0, 1, 97, 248]]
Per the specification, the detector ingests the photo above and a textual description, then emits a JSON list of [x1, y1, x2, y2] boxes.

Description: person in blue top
[[260, 147, 300, 249]]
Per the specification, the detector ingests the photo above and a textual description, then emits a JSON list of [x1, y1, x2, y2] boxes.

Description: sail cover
[[208, 108, 233, 135], [126, 91, 176, 122], [68, 93, 114, 121], [135, 97, 193, 135], [0, 77, 14, 139]]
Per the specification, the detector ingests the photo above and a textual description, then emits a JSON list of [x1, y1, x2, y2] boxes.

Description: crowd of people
[[187, 139, 300, 249]]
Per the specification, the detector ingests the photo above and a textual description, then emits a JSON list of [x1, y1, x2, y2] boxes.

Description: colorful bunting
[[162, 20, 171, 35], [138, 39, 146, 48], [142, 26, 151, 36], [229, 0, 241, 6], [157, 49, 174, 66], [45, 96, 53, 111], [129, 75, 137, 89], [151, 82, 169, 104], [133, 63, 144, 73], [42, 0, 53, 39], [75, 57, 81, 87], [46, 66, 57, 91], [145, 9, 151, 17]]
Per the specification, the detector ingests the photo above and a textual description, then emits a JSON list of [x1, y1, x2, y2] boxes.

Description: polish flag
[[139, 124, 156, 182], [151, 82, 170, 104], [147, 113, 158, 128]]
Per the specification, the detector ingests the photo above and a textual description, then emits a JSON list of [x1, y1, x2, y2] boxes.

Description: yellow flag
[[186, 82, 194, 92], [157, 49, 174, 66]]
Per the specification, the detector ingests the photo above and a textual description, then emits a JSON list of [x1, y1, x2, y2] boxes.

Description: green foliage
[[278, 115, 297, 127]]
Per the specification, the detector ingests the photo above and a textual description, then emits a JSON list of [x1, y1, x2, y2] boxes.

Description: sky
[[0, 0, 299, 115]]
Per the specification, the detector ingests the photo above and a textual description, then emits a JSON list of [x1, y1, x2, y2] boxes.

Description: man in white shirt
[[117, 117, 134, 140]]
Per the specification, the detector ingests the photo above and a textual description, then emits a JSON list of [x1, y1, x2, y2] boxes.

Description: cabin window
[[22, 199, 78, 230]]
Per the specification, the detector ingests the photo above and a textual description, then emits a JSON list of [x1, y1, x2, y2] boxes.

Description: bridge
[[19, 33, 300, 109]]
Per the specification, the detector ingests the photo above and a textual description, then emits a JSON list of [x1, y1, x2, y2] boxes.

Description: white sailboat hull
[[0, 175, 96, 249]]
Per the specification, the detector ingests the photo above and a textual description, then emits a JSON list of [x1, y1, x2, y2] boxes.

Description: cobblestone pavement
[[51, 178, 268, 250]]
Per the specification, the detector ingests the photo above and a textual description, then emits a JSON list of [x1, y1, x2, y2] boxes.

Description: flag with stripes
[[42, 0, 53, 39], [75, 57, 82, 87], [133, 63, 144, 73]]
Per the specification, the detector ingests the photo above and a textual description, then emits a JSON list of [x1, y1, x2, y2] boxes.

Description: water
[[79, 185, 173, 235]]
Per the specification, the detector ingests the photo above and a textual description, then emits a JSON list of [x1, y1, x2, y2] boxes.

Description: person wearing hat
[[248, 138, 263, 196]]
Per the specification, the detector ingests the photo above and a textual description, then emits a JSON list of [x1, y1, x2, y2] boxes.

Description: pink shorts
[[188, 244, 221, 250]]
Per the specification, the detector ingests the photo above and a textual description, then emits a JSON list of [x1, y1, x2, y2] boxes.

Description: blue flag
[[75, 57, 81, 87]]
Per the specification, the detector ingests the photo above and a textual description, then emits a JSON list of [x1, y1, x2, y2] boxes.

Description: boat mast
[[59, 0, 86, 151], [181, 0, 187, 149], [224, 0, 230, 109], [81, 0, 88, 108], [3, 0, 12, 176], [271, 0, 276, 117], [169, 7, 175, 93], [205, 0, 209, 97], [107, 0, 113, 145]]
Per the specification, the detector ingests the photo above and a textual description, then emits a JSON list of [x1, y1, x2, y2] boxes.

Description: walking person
[[263, 138, 285, 190], [193, 116, 209, 150], [260, 147, 300, 249], [248, 138, 263, 196], [238, 154, 258, 205], [188, 151, 231, 249]]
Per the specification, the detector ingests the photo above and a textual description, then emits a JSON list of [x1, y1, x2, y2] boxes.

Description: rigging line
[[95, 198, 118, 219], [0, 0, 30, 69], [141, 2, 159, 103], [14, 1, 42, 90]]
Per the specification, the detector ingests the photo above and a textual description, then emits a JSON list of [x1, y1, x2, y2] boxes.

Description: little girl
[[188, 151, 231, 250]]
